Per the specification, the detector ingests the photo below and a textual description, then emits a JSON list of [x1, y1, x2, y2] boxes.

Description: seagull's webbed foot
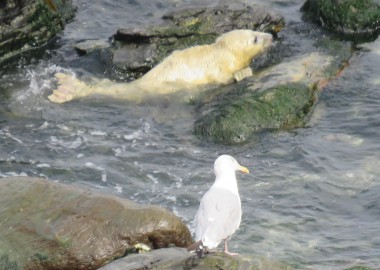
[[223, 239, 239, 256]]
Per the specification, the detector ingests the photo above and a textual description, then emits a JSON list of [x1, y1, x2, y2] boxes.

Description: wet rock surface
[[0, 177, 192, 269], [301, 0, 380, 41], [194, 83, 316, 144], [99, 247, 293, 270], [0, 0, 76, 63]]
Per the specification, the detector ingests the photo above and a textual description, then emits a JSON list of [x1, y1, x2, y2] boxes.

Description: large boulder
[[0, 0, 76, 63], [301, 0, 380, 41], [0, 177, 192, 269]]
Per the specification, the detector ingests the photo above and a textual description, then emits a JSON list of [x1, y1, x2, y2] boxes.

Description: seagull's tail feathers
[[187, 240, 205, 258]]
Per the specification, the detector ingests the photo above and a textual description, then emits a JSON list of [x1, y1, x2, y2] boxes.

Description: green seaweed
[[194, 83, 316, 144], [302, 0, 380, 39]]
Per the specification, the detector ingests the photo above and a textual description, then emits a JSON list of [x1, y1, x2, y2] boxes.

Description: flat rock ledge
[[0, 177, 192, 269]]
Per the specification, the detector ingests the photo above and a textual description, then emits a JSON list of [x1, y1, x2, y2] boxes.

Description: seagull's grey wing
[[195, 187, 241, 247]]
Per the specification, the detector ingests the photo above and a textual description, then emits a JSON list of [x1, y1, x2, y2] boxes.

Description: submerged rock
[[0, 177, 191, 269], [0, 0, 76, 63], [99, 247, 292, 270], [301, 0, 380, 41], [111, 4, 285, 80]]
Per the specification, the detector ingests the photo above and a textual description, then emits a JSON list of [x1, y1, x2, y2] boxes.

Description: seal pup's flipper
[[233, 67, 253, 82], [48, 73, 92, 103]]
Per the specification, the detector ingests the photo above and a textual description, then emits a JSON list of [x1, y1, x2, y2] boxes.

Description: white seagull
[[188, 155, 249, 257]]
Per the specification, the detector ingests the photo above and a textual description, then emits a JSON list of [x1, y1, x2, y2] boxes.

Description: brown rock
[[0, 177, 192, 269]]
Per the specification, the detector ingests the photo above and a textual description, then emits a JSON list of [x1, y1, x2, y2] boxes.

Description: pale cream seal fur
[[48, 29, 273, 103]]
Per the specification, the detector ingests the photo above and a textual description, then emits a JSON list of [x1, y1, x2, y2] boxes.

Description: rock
[[193, 32, 353, 144], [75, 39, 111, 55], [194, 83, 316, 144], [301, 0, 380, 41], [111, 4, 285, 80], [0, 0, 76, 64], [99, 247, 292, 270], [0, 177, 192, 269]]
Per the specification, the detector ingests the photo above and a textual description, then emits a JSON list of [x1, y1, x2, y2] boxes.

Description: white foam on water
[[85, 162, 105, 171], [123, 121, 151, 142], [37, 121, 49, 130], [56, 124, 72, 132], [146, 174, 159, 184], [10, 65, 74, 116], [36, 163, 51, 168], [0, 128, 24, 145], [5, 172, 28, 177], [90, 130, 107, 136], [101, 172, 107, 182], [48, 136, 85, 149], [114, 185, 123, 193], [85, 162, 107, 182]]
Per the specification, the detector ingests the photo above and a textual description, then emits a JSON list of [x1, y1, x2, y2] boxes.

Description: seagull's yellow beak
[[238, 165, 249, 174]]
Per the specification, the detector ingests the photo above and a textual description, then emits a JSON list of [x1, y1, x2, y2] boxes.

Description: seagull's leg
[[223, 239, 238, 256]]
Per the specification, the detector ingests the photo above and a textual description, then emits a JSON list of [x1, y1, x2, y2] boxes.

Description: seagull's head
[[214, 155, 249, 178]]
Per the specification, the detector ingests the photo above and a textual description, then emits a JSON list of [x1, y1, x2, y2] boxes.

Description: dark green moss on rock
[[301, 0, 380, 41], [0, 0, 76, 63], [194, 83, 316, 144]]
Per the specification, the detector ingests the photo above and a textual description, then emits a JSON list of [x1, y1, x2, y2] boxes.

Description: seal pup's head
[[216, 29, 273, 64]]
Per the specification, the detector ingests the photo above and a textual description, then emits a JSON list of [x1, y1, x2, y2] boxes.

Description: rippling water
[[1, 0, 380, 269]]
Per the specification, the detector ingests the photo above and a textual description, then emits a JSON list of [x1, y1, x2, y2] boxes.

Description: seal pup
[[48, 30, 273, 103]]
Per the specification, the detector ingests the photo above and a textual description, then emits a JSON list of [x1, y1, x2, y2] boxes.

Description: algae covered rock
[[0, 177, 192, 269], [0, 0, 76, 63], [192, 26, 353, 144], [194, 83, 316, 144], [111, 4, 284, 80], [100, 247, 293, 270], [301, 0, 380, 40]]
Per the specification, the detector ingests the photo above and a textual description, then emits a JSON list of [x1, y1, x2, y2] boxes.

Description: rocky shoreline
[[1, 0, 380, 269]]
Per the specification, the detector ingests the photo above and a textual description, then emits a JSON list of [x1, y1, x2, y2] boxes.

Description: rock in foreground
[[0, 177, 192, 269], [100, 247, 293, 270]]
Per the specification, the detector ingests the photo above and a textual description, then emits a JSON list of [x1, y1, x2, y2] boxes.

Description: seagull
[[188, 155, 249, 257]]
